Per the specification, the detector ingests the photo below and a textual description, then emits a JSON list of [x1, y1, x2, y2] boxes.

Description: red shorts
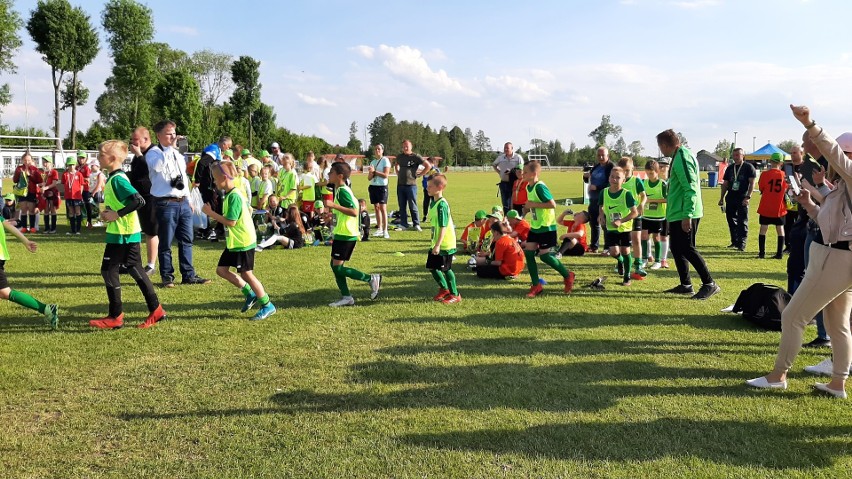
[[300, 202, 315, 214], [323, 194, 333, 203]]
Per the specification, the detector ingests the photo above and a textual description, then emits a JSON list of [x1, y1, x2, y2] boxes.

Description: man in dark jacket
[[195, 136, 232, 241]]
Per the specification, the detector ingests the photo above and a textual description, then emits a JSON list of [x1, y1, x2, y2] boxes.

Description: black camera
[[582, 163, 593, 173], [170, 176, 185, 190]]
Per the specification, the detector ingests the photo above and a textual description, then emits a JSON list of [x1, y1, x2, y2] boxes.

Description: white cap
[[836, 132, 852, 153], [271, 142, 280, 148]]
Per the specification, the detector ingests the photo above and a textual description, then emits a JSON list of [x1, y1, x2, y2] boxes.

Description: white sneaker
[[329, 296, 355, 307], [745, 376, 787, 389], [369, 274, 382, 299], [383, 230, 390, 239], [804, 358, 834, 376], [372, 230, 384, 237], [396, 225, 407, 231], [259, 234, 280, 249], [650, 262, 662, 270], [414, 225, 422, 232]]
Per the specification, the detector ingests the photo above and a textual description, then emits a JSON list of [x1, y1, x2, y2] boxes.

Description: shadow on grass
[[399, 419, 852, 469]]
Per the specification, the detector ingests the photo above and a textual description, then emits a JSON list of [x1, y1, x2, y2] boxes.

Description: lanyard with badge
[[731, 162, 743, 192]]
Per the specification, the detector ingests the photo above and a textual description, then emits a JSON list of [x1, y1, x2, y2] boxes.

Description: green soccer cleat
[[44, 304, 59, 330]]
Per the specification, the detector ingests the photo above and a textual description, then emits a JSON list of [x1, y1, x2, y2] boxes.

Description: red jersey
[[562, 219, 588, 250], [63, 170, 86, 200], [77, 163, 91, 191], [13, 165, 44, 194], [492, 235, 525, 277], [42, 169, 60, 199], [512, 179, 529, 205], [757, 169, 788, 218], [510, 219, 530, 241]]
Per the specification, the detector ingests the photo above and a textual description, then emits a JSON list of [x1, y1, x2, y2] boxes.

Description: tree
[[346, 121, 362, 153], [63, 7, 98, 149], [777, 139, 798, 153], [98, 0, 158, 134], [152, 70, 203, 149], [229, 55, 261, 149], [677, 132, 689, 148], [60, 78, 89, 111], [190, 49, 233, 136], [0, 0, 23, 116], [714, 139, 732, 159], [27, 0, 78, 148], [613, 137, 627, 157], [588, 115, 622, 148], [628, 140, 643, 159], [463, 127, 473, 149], [367, 113, 396, 151], [448, 126, 471, 166]]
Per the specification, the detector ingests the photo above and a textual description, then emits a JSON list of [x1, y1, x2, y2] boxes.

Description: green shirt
[[104, 170, 142, 245], [332, 185, 359, 241], [429, 196, 456, 254], [277, 169, 297, 201], [666, 146, 704, 221], [224, 188, 257, 251], [300, 174, 316, 201], [644, 179, 668, 219], [602, 188, 636, 232], [526, 181, 556, 233], [0, 222, 9, 261]]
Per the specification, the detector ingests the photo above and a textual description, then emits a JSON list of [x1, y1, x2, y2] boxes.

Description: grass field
[[1, 171, 850, 478]]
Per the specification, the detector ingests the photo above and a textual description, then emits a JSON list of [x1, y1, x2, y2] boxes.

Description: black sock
[[28, 215, 36, 230], [776, 236, 784, 256], [758, 234, 765, 256], [19, 214, 27, 229], [51, 215, 58, 231]]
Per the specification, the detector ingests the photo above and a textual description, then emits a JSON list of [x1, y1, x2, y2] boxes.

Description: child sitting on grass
[[460, 210, 487, 253], [258, 206, 307, 251], [599, 166, 639, 286], [556, 210, 589, 257], [90, 140, 164, 329], [202, 160, 276, 321]]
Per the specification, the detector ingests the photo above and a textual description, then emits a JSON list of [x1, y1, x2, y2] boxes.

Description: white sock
[[147, 262, 155, 269], [661, 240, 669, 260], [259, 235, 280, 249]]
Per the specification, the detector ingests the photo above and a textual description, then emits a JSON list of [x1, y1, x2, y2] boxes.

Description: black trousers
[[668, 219, 713, 286], [102, 243, 160, 318], [725, 199, 749, 247], [498, 180, 513, 213], [588, 199, 602, 250]]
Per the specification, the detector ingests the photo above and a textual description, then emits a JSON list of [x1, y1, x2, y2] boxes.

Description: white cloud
[[484, 75, 550, 103], [424, 48, 447, 62], [297, 93, 337, 107], [670, 0, 720, 8], [356, 44, 480, 97], [317, 123, 334, 137], [166, 25, 199, 36]]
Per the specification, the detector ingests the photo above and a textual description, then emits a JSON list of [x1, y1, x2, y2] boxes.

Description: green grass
[[1, 172, 850, 478]]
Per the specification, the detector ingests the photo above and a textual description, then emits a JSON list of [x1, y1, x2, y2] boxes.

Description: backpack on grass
[[732, 283, 790, 331]]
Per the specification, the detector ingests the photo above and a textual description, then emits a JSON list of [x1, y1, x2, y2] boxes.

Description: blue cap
[[203, 143, 222, 160]]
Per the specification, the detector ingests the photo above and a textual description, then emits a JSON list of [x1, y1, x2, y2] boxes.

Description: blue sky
[[6, 0, 852, 155]]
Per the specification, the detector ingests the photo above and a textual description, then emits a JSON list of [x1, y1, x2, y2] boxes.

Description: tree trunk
[[70, 71, 78, 149], [52, 67, 62, 151]]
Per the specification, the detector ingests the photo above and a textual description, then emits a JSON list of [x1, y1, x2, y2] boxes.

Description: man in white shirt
[[492, 142, 524, 213], [145, 119, 211, 288]]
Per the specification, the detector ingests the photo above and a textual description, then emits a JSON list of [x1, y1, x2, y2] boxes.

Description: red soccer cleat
[[526, 283, 544, 298], [138, 305, 167, 329], [433, 288, 451, 301], [630, 272, 646, 281], [442, 294, 462, 304], [564, 271, 575, 294], [90, 313, 125, 329]]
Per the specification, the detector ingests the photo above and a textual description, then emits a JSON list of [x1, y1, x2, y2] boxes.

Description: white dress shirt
[[145, 145, 190, 198]]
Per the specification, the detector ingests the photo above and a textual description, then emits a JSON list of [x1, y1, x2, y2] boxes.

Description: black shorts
[[331, 239, 357, 261], [759, 215, 785, 226], [138, 195, 158, 236], [368, 185, 388, 205], [560, 240, 586, 257], [426, 251, 453, 272], [82, 190, 92, 202], [631, 217, 643, 232], [605, 230, 632, 247], [476, 264, 508, 279], [101, 242, 142, 271], [17, 193, 36, 203], [644, 218, 667, 235], [526, 230, 557, 250], [218, 248, 255, 273], [0, 260, 8, 289], [65, 199, 83, 207]]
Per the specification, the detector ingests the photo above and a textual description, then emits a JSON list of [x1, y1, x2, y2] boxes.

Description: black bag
[[732, 283, 790, 331]]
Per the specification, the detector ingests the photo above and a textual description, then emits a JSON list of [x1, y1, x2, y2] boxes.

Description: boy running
[[91, 140, 165, 329], [522, 161, 575, 298], [326, 162, 382, 307], [202, 161, 276, 320], [426, 175, 460, 304], [0, 218, 59, 328]]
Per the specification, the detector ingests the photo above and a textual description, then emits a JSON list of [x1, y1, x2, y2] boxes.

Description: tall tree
[[190, 49, 233, 136], [613, 137, 627, 157], [588, 115, 622, 148], [229, 55, 261, 149], [346, 121, 362, 153], [0, 0, 23, 117], [367, 112, 396, 150], [152, 70, 202, 149], [677, 132, 689, 148], [26, 0, 78, 148], [714, 139, 732, 159], [63, 6, 98, 149], [628, 140, 643, 159], [448, 126, 471, 166], [98, 0, 157, 135], [776, 139, 798, 153]]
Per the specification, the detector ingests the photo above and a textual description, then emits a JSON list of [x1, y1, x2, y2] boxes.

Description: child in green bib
[[425, 175, 460, 304], [91, 140, 165, 329], [599, 166, 639, 286], [326, 162, 382, 307], [0, 217, 59, 329], [521, 161, 575, 298], [202, 161, 276, 321], [618, 157, 648, 280]]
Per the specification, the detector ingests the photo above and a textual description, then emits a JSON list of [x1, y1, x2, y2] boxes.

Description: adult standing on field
[[146, 119, 211, 288], [394, 140, 431, 232], [129, 127, 158, 275], [195, 135, 232, 242], [718, 147, 756, 251], [656, 129, 719, 300], [584, 146, 614, 252], [493, 142, 524, 214], [367, 144, 391, 238]]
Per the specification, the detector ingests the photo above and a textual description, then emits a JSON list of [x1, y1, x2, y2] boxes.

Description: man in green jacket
[[656, 129, 720, 300]]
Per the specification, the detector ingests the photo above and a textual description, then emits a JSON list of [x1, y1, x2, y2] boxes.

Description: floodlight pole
[[753, 136, 756, 153]]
